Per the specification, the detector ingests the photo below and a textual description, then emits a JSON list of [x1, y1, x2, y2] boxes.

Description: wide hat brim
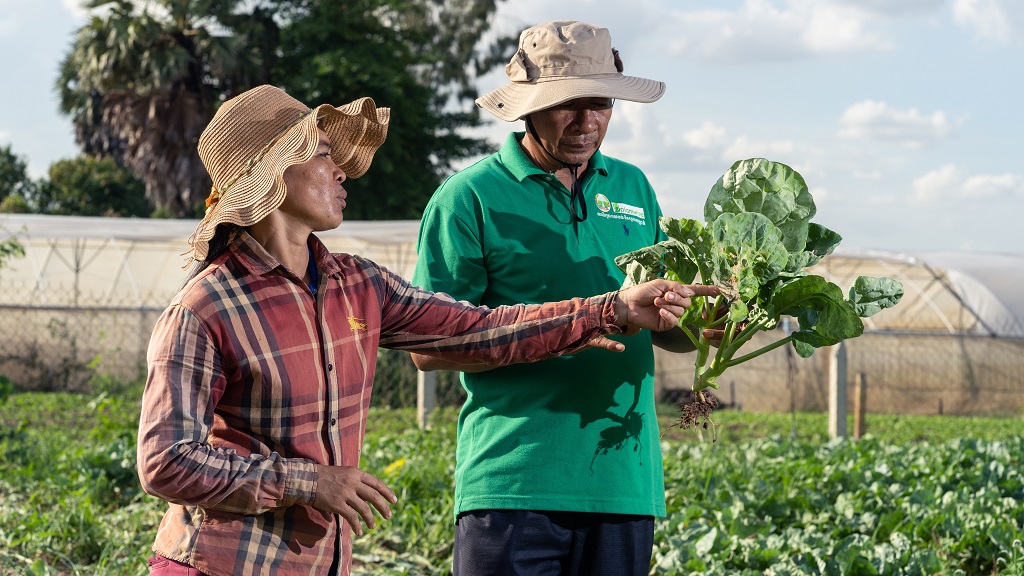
[[476, 74, 665, 122], [187, 92, 389, 264]]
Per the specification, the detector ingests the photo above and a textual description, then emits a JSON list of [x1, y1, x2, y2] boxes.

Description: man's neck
[[519, 132, 589, 186]]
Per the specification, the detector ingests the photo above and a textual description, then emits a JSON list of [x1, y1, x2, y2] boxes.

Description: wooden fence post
[[853, 372, 866, 440], [417, 369, 437, 430], [828, 342, 848, 439]]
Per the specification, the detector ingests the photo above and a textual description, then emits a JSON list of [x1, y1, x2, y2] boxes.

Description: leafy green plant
[[617, 159, 904, 433], [5, 392, 1024, 575]]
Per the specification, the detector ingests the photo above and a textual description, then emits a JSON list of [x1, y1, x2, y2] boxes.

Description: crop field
[[3, 386, 1024, 575]]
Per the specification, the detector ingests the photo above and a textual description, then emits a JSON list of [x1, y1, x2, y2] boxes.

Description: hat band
[[205, 108, 312, 213]]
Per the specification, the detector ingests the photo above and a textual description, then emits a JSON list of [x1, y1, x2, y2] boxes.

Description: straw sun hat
[[476, 20, 665, 122], [186, 85, 390, 263]]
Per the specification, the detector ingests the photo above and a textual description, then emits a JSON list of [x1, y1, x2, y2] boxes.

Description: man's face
[[528, 97, 614, 165], [279, 128, 348, 231]]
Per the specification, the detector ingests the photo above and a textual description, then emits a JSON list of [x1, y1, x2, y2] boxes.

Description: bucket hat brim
[[477, 73, 665, 122], [475, 21, 666, 122]]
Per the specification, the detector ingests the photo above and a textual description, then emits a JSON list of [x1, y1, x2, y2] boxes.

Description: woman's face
[[279, 128, 349, 231]]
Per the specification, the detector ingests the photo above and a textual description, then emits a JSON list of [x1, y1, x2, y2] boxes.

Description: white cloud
[[913, 164, 962, 201], [838, 100, 957, 148], [666, 0, 891, 63], [722, 135, 797, 163], [603, 104, 800, 174], [834, 0, 945, 17], [953, 0, 1023, 44], [962, 172, 1024, 198], [913, 164, 1024, 202], [62, 0, 87, 18], [681, 120, 729, 150]]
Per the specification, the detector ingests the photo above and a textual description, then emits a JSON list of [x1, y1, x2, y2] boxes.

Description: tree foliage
[[35, 156, 151, 217], [0, 145, 36, 205], [57, 0, 277, 216], [57, 0, 514, 220], [272, 0, 515, 219]]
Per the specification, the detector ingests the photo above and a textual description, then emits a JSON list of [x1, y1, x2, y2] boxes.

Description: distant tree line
[[1, 145, 150, 217], [3, 0, 515, 219]]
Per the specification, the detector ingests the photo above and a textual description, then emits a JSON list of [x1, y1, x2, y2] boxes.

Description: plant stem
[[722, 317, 768, 356], [692, 333, 712, 390], [710, 320, 737, 372], [679, 323, 700, 349], [724, 335, 794, 368]]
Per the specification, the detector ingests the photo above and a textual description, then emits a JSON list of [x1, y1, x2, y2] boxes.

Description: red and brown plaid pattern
[[137, 232, 620, 576]]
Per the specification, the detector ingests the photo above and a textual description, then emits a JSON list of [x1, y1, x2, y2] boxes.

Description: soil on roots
[[675, 391, 720, 441]]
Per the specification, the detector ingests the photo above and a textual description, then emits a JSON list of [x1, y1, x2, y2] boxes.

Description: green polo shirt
[[413, 132, 668, 519]]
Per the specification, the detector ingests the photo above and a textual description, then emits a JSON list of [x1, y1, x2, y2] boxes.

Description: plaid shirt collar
[[229, 230, 343, 279]]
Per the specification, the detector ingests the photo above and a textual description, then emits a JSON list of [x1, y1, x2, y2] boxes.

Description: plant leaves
[[849, 276, 904, 318], [659, 216, 712, 284], [785, 223, 843, 273], [615, 242, 671, 287], [620, 260, 657, 288], [709, 212, 789, 301], [770, 275, 864, 354], [704, 158, 816, 253]]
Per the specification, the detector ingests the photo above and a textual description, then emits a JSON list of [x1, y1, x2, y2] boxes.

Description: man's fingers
[[588, 335, 626, 352], [703, 328, 726, 348]]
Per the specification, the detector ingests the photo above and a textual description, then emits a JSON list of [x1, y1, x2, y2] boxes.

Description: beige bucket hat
[[186, 85, 390, 263], [476, 20, 665, 122]]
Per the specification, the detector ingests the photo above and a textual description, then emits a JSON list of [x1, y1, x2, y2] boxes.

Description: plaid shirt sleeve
[[137, 303, 318, 514], [375, 265, 624, 362]]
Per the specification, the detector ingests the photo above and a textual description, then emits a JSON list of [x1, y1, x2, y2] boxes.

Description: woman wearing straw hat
[[135, 84, 716, 576], [411, 21, 700, 575]]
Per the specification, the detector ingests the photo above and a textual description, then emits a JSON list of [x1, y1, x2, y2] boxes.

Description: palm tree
[[56, 0, 277, 216]]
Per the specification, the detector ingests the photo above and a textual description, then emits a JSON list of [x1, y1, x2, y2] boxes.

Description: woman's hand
[[589, 280, 720, 352]]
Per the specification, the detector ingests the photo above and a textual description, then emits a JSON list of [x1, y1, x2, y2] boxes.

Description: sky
[[1, 0, 1022, 254]]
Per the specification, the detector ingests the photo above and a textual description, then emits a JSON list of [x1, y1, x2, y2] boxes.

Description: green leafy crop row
[[4, 393, 1024, 575]]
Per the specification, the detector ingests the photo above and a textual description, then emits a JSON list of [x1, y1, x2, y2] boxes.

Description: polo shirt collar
[[498, 131, 609, 182]]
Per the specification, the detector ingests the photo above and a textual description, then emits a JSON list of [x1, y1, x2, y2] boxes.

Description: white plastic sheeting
[[909, 251, 1024, 338], [0, 214, 419, 308], [811, 248, 1024, 338], [1, 214, 1022, 338]]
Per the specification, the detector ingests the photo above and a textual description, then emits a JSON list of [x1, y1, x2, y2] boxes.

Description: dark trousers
[[453, 510, 655, 576]]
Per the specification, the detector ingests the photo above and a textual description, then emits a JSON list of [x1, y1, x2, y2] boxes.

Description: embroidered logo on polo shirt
[[348, 316, 367, 332], [593, 194, 647, 225]]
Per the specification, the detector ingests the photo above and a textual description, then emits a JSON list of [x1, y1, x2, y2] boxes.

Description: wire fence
[[655, 330, 1024, 417], [0, 286, 469, 407], [2, 284, 1023, 415]]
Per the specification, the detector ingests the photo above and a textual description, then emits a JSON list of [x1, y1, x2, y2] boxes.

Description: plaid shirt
[[137, 232, 621, 576]]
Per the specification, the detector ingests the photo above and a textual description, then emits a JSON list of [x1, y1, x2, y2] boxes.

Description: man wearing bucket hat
[[136, 84, 715, 576], [411, 21, 695, 574]]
